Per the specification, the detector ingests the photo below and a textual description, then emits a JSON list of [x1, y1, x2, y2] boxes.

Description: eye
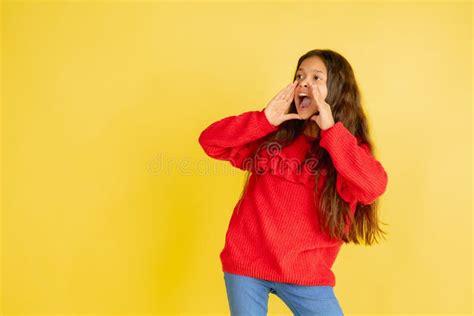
[[296, 74, 322, 80]]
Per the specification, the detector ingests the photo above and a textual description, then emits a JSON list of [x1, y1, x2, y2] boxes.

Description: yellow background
[[1, 1, 472, 315]]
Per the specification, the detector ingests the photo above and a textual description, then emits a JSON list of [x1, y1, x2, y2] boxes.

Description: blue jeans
[[223, 272, 344, 316]]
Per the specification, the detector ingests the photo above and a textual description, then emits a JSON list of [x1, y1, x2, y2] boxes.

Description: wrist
[[263, 108, 278, 127], [321, 122, 335, 131]]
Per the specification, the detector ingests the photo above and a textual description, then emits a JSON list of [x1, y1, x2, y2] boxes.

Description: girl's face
[[294, 56, 328, 119]]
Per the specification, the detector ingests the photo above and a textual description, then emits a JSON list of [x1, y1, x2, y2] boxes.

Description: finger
[[316, 83, 321, 95], [310, 83, 319, 101], [272, 86, 289, 102], [275, 82, 294, 100], [316, 84, 323, 98], [284, 84, 296, 102], [284, 81, 297, 95], [283, 81, 297, 101]]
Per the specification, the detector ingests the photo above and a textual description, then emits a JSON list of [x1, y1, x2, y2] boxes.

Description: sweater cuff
[[320, 122, 357, 147]]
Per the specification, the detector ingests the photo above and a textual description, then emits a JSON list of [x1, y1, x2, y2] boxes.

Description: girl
[[198, 49, 388, 316]]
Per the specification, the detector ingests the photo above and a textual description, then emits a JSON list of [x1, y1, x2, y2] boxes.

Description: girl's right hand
[[264, 80, 302, 126]]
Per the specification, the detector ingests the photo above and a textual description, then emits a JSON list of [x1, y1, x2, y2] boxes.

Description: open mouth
[[298, 95, 312, 109]]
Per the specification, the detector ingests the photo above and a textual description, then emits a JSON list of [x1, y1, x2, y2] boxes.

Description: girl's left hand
[[308, 82, 335, 130]]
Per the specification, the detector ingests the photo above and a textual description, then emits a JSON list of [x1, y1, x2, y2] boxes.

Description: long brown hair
[[239, 49, 387, 245]]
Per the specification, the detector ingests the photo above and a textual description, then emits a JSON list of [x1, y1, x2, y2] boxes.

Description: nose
[[299, 81, 310, 89], [299, 80, 310, 88]]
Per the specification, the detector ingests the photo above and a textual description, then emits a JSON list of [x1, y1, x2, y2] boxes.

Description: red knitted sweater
[[198, 107, 388, 286]]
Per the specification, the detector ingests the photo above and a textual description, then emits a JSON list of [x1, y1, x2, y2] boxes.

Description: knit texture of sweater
[[198, 107, 388, 286]]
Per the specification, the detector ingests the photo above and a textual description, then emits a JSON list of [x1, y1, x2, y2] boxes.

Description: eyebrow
[[297, 68, 325, 74]]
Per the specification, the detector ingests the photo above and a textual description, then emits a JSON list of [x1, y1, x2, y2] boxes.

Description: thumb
[[283, 113, 303, 121]]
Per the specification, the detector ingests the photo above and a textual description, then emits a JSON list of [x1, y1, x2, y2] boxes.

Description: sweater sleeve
[[319, 122, 388, 205], [198, 107, 279, 170]]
